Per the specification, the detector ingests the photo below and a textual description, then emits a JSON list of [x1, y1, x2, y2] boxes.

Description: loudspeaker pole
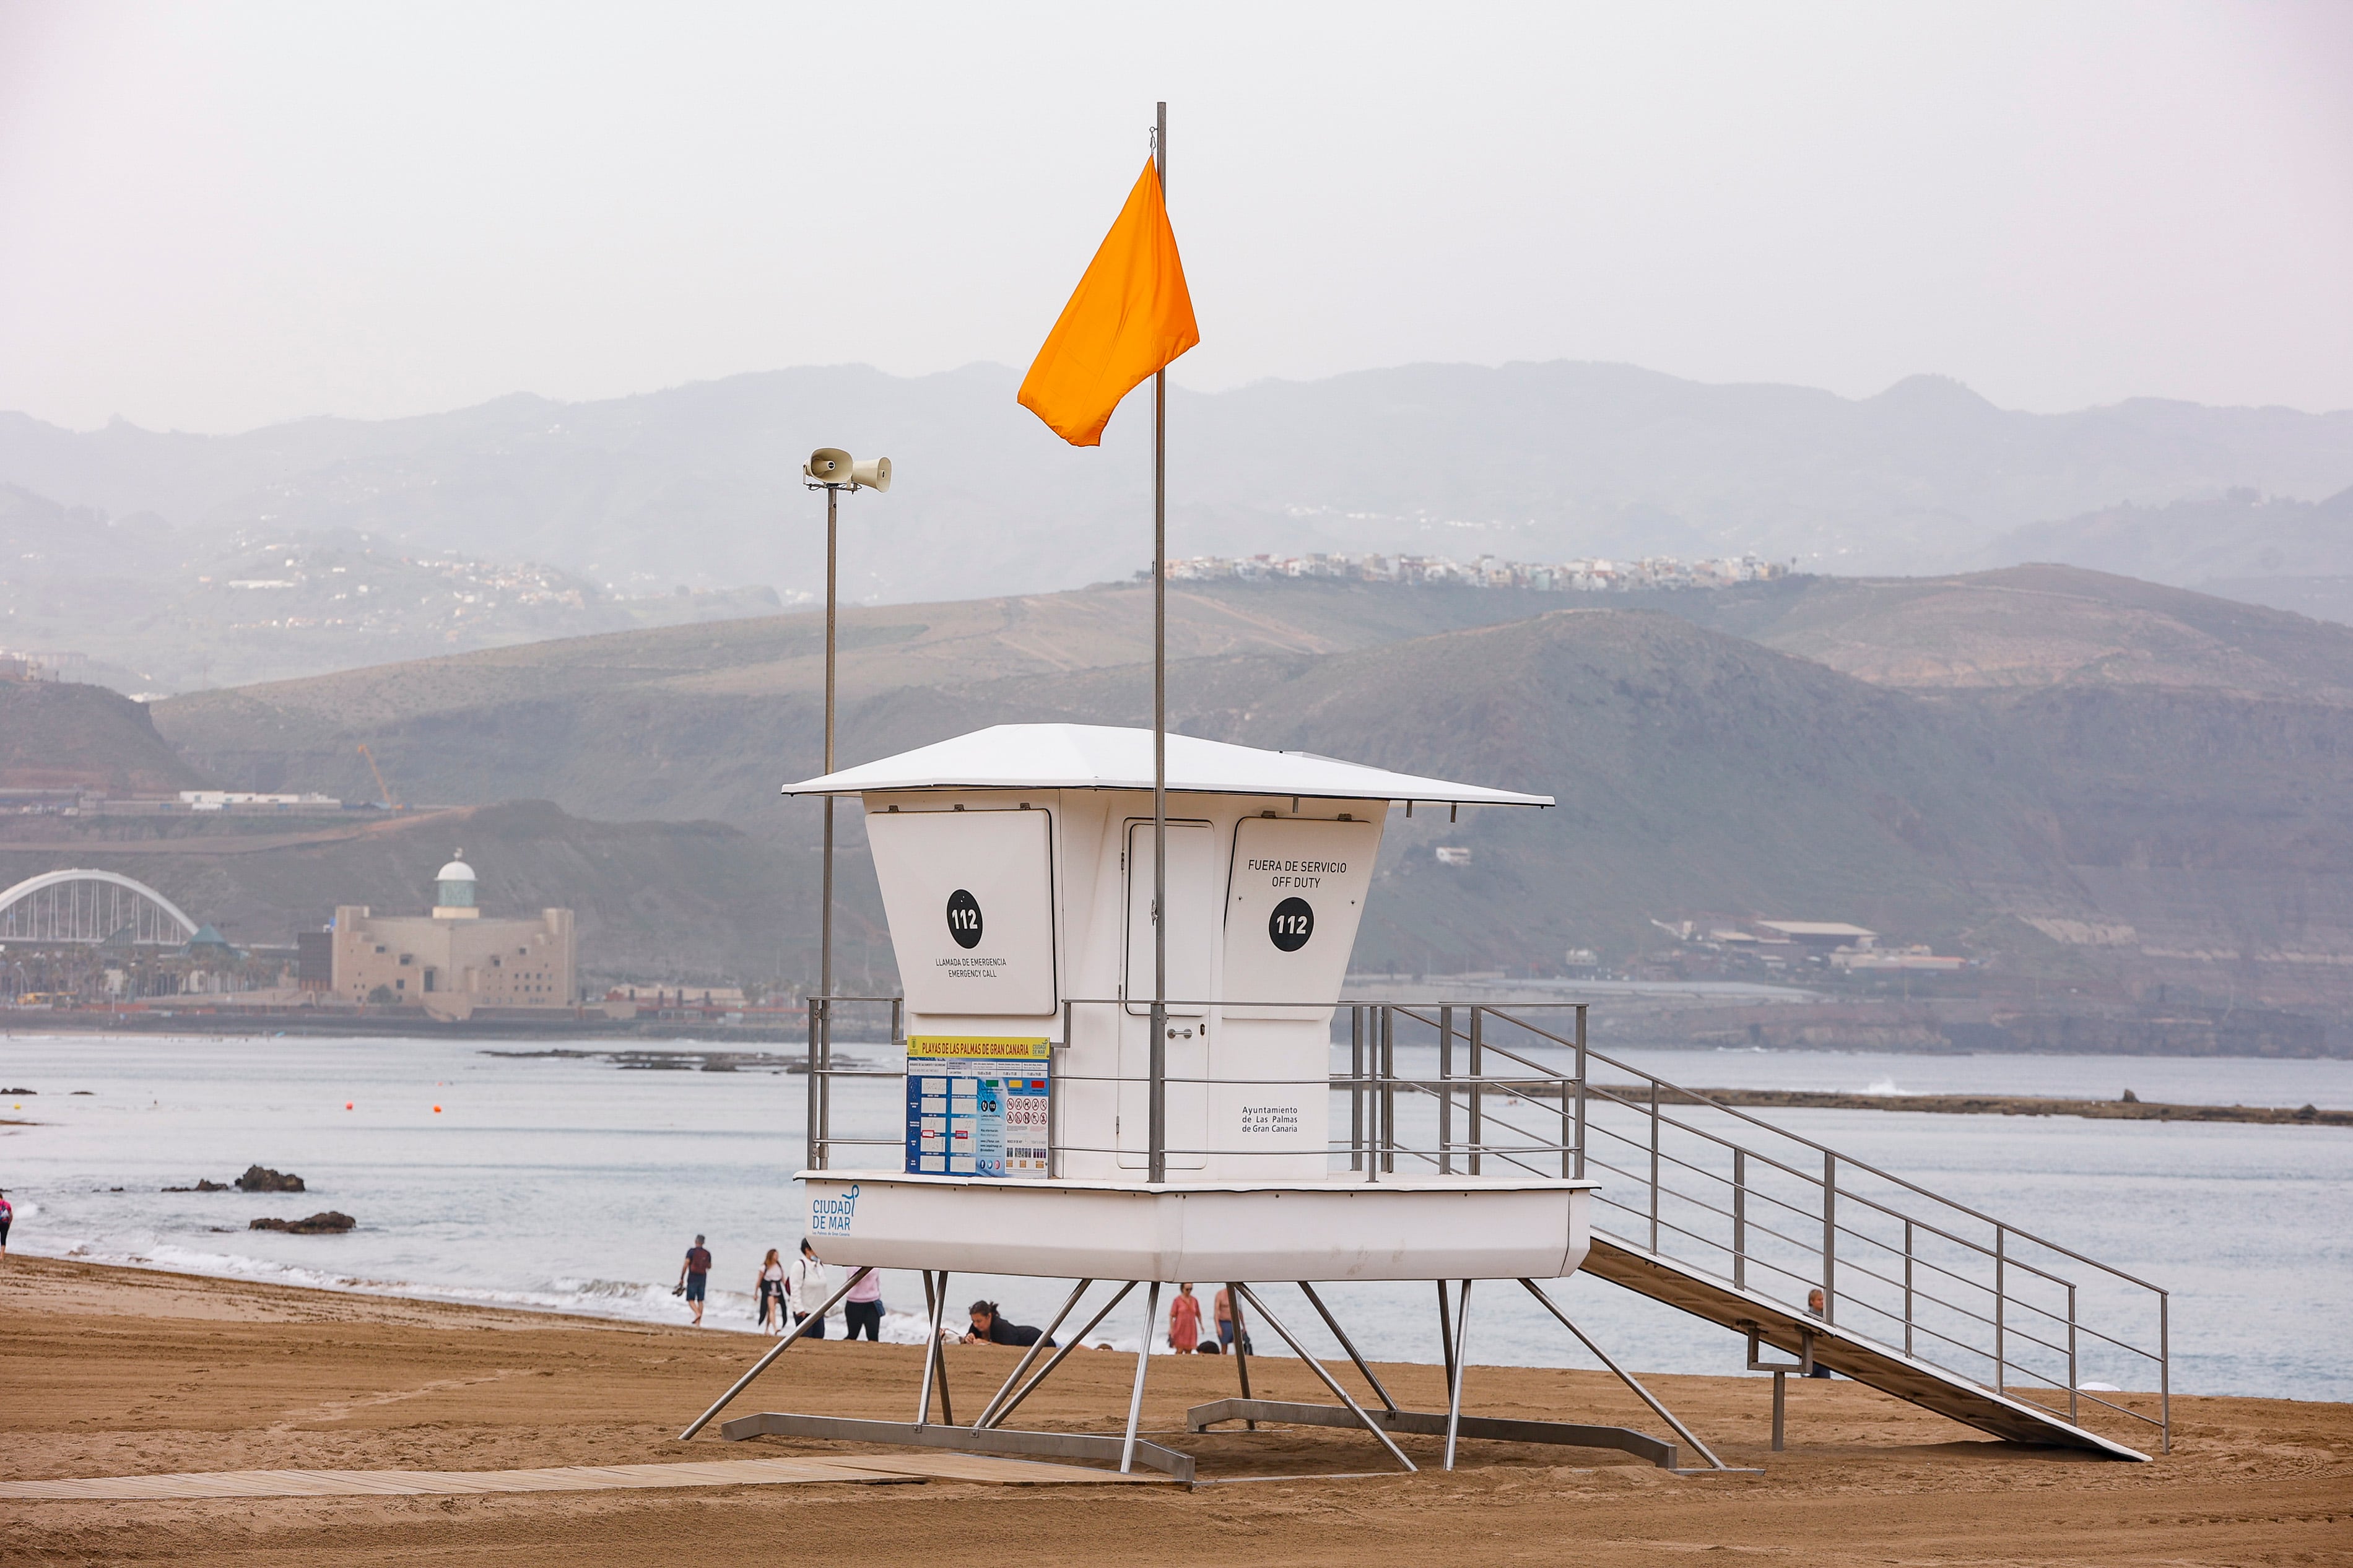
[[1148, 98, 1169, 1185], [819, 479, 838, 1172]]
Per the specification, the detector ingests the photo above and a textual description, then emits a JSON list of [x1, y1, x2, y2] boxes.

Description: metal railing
[[799, 992, 2171, 1453]]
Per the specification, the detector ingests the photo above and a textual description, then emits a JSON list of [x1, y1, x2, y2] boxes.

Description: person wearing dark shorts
[[842, 1263, 884, 1340], [676, 1233, 712, 1326]]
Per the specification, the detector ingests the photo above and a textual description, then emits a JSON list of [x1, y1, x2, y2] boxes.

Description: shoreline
[[4, 1254, 2348, 1567]]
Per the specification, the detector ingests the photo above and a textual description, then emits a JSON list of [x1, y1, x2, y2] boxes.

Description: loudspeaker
[[806, 448, 853, 483], [850, 456, 892, 493]]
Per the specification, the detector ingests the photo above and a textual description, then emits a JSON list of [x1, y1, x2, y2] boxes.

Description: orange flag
[[1018, 158, 1201, 447]]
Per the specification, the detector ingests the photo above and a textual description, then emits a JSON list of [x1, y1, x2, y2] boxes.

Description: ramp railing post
[[1822, 1151, 1837, 1324], [1903, 1219, 1915, 1357], [1468, 1007, 1484, 1175], [1993, 1224, 2006, 1394], [2160, 1291, 2171, 1453], [1733, 1149, 1747, 1290], [1438, 1004, 1454, 1174], [1649, 1079, 1661, 1252], [2068, 1281, 2079, 1423], [1572, 1005, 1587, 1180]]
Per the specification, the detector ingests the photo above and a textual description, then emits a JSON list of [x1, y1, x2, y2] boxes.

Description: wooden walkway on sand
[[0, 1451, 1158, 1501]]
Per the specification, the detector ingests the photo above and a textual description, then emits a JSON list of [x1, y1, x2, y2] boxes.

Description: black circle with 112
[[1268, 896, 1314, 952], [946, 889, 984, 950]]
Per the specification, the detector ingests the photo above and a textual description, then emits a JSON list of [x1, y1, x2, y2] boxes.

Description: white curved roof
[[436, 860, 477, 881], [0, 868, 200, 940], [784, 724, 1551, 807]]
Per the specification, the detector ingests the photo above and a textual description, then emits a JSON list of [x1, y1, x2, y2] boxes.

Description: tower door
[[1118, 819, 1216, 1170]]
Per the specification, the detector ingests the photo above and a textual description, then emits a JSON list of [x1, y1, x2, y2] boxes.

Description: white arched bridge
[[0, 870, 200, 947]]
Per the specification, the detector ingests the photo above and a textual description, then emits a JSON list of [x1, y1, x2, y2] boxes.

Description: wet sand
[[4, 1255, 2347, 1566]]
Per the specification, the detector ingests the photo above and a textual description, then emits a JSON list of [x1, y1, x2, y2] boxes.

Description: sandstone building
[[331, 854, 575, 1018]]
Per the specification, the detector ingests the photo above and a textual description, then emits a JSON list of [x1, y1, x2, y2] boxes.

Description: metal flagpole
[[816, 481, 838, 1172], [1148, 98, 1169, 1185]]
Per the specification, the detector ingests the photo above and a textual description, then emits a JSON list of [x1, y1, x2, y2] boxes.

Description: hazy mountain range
[[6, 361, 2351, 627], [0, 568, 2317, 1034]]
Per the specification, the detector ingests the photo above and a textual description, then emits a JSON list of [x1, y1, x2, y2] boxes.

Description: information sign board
[[903, 1036, 1051, 1178]]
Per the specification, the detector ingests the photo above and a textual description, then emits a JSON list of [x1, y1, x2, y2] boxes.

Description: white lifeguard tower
[[682, 723, 1746, 1481]]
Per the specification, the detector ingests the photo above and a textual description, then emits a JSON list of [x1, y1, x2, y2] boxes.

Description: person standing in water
[[755, 1248, 786, 1333], [1168, 1283, 1202, 1353], [676, 1234, 712, 1326]]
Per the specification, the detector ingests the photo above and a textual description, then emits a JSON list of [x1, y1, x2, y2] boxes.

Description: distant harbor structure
[[331, 853, 575, 1017], [1162, 550, 1789, 592]]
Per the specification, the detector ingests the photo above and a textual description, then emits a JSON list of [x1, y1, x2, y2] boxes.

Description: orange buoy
[[345, 1102, 354, 1111], [433, 1105, 443, 1114]]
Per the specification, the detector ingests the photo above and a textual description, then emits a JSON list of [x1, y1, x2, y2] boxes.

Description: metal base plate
[[720, 1411, 1193, 1485], [1189, 1398, 1722, 1473]]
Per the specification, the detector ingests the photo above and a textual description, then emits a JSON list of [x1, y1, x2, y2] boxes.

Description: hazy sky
[[2, 1, 2349, 433]]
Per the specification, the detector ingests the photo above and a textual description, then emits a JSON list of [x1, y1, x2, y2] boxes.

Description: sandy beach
[[2, 1256, 2347, 1566]]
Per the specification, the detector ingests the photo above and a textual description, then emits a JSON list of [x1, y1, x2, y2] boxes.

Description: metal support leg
[[1437, 1280, 1456, 1388], [1227, 1283, 1256, 1430], [1233, 1284, 1414, 1473], [1772, 1371, 1785, 1452], [975, 1278, 1092, 1429], [1120, 1282, 1162, 1475], [981, 1281, 1138, 1431], [1520, 1278, 1731, 1471], [1444, 1279, 1472, 1471], [916, 1270, 951, 1426], [1297, 1281, 1396, 1413], [679, 1266, 872, 1440]]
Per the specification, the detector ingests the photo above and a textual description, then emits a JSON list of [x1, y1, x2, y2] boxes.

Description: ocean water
[[1, 1033, 2347, 1416]]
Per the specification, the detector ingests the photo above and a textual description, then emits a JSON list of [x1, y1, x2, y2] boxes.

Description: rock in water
[[249, 1211, 355, 1234], [235, 1165, 305, 1193]]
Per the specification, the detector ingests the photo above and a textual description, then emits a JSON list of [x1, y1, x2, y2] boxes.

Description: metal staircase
[[1337, 1002, 2170, 1460]]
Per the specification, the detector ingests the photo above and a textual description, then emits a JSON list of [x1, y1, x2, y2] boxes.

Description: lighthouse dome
[[433, 852, 479, 916]]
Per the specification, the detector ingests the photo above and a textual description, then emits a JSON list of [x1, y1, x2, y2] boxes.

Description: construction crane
[[356, 744, 402, 812]]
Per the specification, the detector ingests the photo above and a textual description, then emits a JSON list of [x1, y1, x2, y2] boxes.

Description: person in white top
[[787, 1238, 833, 1339], [755, 1247, 788, 1333]]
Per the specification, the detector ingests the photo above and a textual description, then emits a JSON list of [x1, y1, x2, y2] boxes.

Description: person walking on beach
[[1168, 1283, 1202, 1353], [1806, 1287, 1833, 1378], [841, 1262, 884, 1341], [755, 1248, 786, 1333], [676, 1234, 712, 1327], [1213, 1284, 1248, 1353], [0, 1188, 11, 1262], [787, 1238, 831, 1340]]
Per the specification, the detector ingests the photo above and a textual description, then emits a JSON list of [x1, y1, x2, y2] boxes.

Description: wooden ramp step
[[0, 1451, 1150, 1501]]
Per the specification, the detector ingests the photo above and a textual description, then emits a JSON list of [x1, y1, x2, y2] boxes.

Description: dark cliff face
[[0, 681, 210, 794]]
